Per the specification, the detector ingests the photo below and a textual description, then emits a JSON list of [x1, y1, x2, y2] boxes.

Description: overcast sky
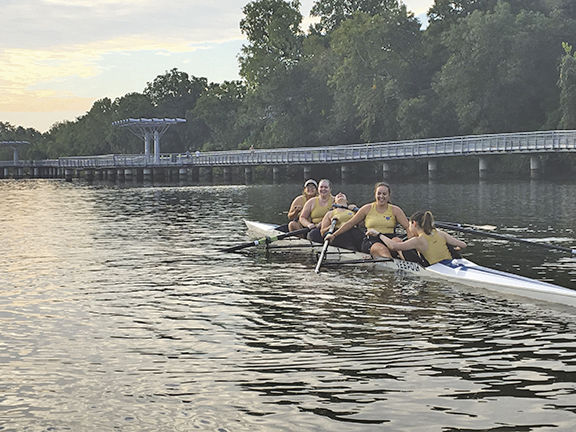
[[0, 0, 433, 132]]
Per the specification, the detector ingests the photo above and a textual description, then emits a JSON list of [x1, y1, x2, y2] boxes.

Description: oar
[[435, 222, 576, 254], [437, 220, 497, 231], [315, 219, 337, 273], [220, 227, 309, 253], [332, 203, 360, 212]]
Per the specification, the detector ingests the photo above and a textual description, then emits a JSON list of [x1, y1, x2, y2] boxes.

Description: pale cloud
[[0, 33, 243, 112]]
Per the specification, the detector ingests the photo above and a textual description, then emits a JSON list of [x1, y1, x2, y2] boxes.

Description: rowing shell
[[245, 220, 576, 308]]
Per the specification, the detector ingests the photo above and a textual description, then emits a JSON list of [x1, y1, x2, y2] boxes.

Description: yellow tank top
[[419, 230, 452, 265], [331, 208, 355, 229], [310, 196, 334, 224], [364, 203, 396, 234]]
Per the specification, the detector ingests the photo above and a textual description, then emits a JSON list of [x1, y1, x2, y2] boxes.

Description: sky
[[0, 0, 434, 133]]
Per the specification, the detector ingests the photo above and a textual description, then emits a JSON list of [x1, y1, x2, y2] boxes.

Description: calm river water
[[1, 179, 576, 431]]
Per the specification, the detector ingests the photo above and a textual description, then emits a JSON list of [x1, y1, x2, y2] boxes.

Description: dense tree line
[[2, 0, 576, 160]]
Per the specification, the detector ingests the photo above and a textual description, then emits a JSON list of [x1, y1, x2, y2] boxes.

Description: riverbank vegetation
[[2, 0, 576, 173]]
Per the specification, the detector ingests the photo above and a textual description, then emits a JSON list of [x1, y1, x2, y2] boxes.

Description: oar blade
[[315, 219, 337, 273]]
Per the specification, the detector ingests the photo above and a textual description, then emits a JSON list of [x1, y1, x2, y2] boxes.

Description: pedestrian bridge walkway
[[1, 129, 575, 181]]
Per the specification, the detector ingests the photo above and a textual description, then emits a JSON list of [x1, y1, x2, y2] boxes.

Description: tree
[[239, 0, 303, 87], [433, 3, 567, 134], [311, 0, 400, 32], [558, 42, 576, 129], [143, 68, 208, 117], [328, 7, 423, 142], [191, 81, 247, 151]]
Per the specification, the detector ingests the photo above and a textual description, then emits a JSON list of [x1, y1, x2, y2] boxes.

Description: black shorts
[[361, 232, 398, 254], [331, 227, 365, 252]]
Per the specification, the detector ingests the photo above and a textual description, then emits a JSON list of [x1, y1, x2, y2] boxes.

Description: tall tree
[[143, 68, 208, 118], [558, 42, 576, 129], [328, 6, 423, 142], [191, 81, 247, 151], [239, 0, 303, 87], [434, 3, 566, 134], [311, 0, 400, 32]]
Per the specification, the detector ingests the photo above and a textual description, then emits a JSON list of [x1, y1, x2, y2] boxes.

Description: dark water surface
[[1, 179, 576, 431]]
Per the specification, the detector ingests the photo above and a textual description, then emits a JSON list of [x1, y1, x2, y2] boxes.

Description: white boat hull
[[244, 220, 576, 308]]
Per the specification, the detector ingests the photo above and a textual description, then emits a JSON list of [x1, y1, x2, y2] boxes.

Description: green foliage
[[239, 0, 304, 87], [328, 7, 423, 141], [433, 3, 570, 133], [192, 81, 247, 151], [310, 0, 400, 32], [558, 42, 576, 128]]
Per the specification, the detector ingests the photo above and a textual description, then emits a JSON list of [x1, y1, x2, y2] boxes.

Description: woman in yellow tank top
[[326, 183, 410, 258], [378, 210, 467, 266], [287, 179, 318, 232], [319, 193, 364, 251], [299, 179, 335, 243]]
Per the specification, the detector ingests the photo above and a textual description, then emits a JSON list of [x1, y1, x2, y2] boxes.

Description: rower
[[326, 182, 410, 258], [287, 179, 318, 232], [378, 210, 467, 265], [320, 193, 364, 251], [299, 179, 335, 243]]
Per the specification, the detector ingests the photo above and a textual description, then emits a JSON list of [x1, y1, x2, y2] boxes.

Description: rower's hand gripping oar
[[435, 222, 576, 255], [315, 218, 338, 274], [220, 226, 310, 253]]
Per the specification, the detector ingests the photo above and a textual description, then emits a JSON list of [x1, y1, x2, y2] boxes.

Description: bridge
[[1, 130, 575, 182]]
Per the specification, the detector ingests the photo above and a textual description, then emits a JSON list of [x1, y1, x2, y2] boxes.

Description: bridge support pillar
[[303, 165, 312, 181], [530, 156, 542, 179], [223, 167, 232, 184], [382, 162, 392, 179], [124, 169, 134, 181], [83, 169, 94, 182], [272, 166, 281, 184], [340, 165, 351, 183], [2, 168, 8, 178], [428, 159, 438, 180], [64, 169, 73, 182], [244, 167, 253, 184], [143, 168, 152, 181], [478, 157, 490, 180], [179, 168, 189, 182], [200, 167, 212, 183], [190, 167, 199, 183]]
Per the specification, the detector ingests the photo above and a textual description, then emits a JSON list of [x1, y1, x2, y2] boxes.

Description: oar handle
[[435, 222, 576, 254], [332, 203, 360, 212]]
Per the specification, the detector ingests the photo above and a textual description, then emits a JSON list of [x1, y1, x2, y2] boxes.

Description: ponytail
[[410, 210, 435, 235]]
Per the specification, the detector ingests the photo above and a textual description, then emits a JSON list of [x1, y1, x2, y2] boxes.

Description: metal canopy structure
[[112, 118, 186, 163], [0, 141, 30, 163]]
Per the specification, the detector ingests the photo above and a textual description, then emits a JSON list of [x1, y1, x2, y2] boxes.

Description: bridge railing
[[1, 130, 575, 169]]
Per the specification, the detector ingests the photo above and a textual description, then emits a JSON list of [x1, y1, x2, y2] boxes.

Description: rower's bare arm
[[299, 200, 315, 229], [320, 212, 332, 235], [393, 206, 411, 234], [440, 230, 467, 249], [288, 196, 304, 220], [380, 234, 422, 252]]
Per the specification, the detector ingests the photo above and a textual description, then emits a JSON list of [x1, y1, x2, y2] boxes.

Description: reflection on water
[[1, 179, 575, 431]]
